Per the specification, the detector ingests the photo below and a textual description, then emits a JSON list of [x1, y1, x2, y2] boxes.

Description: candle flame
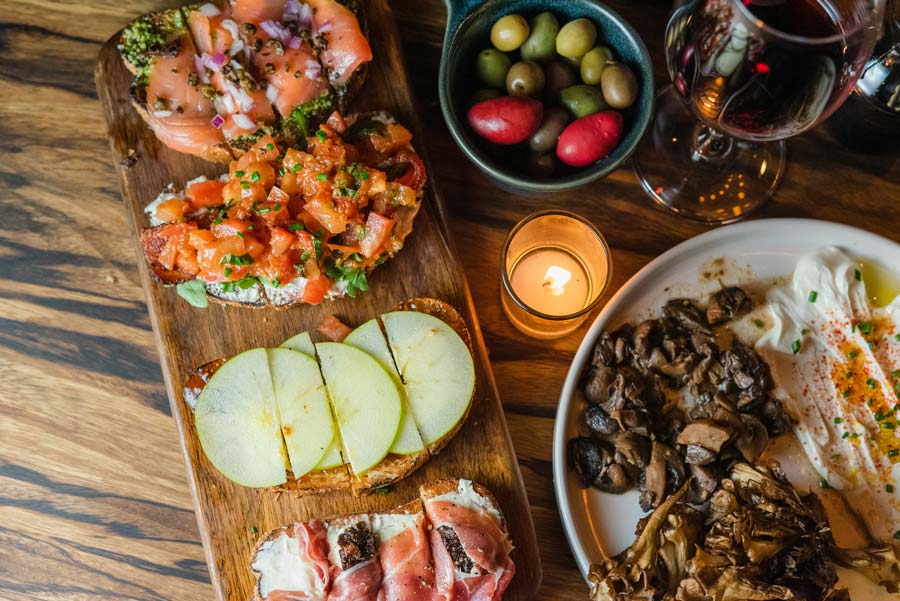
[[542, 265, 572, 296]]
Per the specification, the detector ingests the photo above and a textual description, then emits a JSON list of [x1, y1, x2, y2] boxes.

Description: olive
[[476, 48, 512, 89], [506, 60, 545, 97], [469, 88, 502, 106], [528, 107, 569, 152], [528, 151, 556, 177], [555, 18, 597, 58], [544, 61, 577, 99], [580, 46, 614, 85], [560, 84, 608, 119], [600, 63, 638, 109], [520, 12, 559, 62], [491, 14, 529, 52]]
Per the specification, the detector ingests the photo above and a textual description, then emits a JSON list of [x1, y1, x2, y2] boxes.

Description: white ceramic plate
[[552, 218, 900, 599]]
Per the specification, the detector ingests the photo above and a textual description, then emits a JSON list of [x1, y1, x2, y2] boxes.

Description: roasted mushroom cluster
[[589, 461, 899, 601], [569, 287, 789, 509]]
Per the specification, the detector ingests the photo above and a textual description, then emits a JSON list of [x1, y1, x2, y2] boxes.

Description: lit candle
[[500, 211, 612, 340], [509, 248, 590, 316]]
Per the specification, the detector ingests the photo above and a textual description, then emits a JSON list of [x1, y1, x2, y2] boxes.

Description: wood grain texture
[[2, 0, 900, 599], [92, 1, 540, 599]]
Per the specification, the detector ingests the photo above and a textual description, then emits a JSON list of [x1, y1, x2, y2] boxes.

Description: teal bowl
[[438, 0, 655, 193]]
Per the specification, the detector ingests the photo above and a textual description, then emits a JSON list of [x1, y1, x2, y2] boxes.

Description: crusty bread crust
[[388, 299, 476, 455], [250, 523, 294, 601], [351, 451, 429, 496], [279, 465, 351, 495]]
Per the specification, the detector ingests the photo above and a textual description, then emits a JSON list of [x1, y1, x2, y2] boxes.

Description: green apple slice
[[194, 348, 288, 487], [316, 342, 401, 474], [280, 331, 315, 355], [315, 439, 344, 470], [267, 348, 334, 478], [381, 311, 475, 447], [344, 319, 425, 455]]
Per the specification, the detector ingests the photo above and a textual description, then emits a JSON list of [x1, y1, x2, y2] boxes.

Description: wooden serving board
[[94, 1, 540, 599]]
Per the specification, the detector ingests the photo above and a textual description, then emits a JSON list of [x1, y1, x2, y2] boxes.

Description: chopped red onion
[[212, 51, 227, 67], [197, 3, 220, 17], [230, 39, 244, 56], [153, 110, 173, 118], [260, 20, 291, 44], [287, 35, 302, 49], [210, 114, 225, 128], [193, 55, 211, 83], [221, 93, 236, 113], [266, 84, 280, 103], [233, 113, 256, 131], [221, 18, 240, 42], [304, 59, 321, 80], [199, 53, 221, 72], [224, 80, 254, 112], [317, 20, 333, 34]]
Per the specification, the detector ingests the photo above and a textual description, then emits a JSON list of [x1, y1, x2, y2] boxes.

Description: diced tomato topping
[[304, 198, 347, 234], [302, 275, 332, 304], [154, 197, 190, 223], [360, 212, 394, 258], [318, 315, 352, 342], [250, 135, 280, 162], [186, 179, 226, 209], [211, 218, 252, 239], [270, 227, 295, 256]]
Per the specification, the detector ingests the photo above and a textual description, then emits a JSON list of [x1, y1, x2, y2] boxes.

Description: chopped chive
[[895, 531, 900, 540], [843, 389, 852, 398], [316, 129, 328, 141], [867, 378, 878, 389], [850, 432, 860, 439], [888, 484, 895, 493], [223, 267, 233, 277], [300, 250, 311, 262], [808, 290, 818, 303], [292, 164, 303, 173], [896, 333, 900, 342], [801, 328, 809, 336], [859, 321, 874, 336], [287, 223, 304, 231], [892, 370, 900, 380], [374, 486, 390, 495], [876, 410, 886, 421], [842, 431, 850, 439], [852, 323, 857, 333], [247, 224, 254, 230], [819, 478, 830, 489], [274, 203, 282, 211], [250, 525, 258, 535], [266, 142, 274, 150], [239, 181, 250, 190], [792, 339, 802, 354], [834, 417, 843, 424], [236, 232, 244, 239], [855, 268, 862, 281], [848, 349, 859, 359], [884, 422, 896, 430], [890, 449, 899, 458], [250, 171, 260, 183], [846, 371, 854, 378], [272, 278, 281, 288], [316, 172, 328, 181], [234, 170, 244, 177], [754, 319, 765, 329]]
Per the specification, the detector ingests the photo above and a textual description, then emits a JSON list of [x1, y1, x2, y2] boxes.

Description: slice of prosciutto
[[372, 508, 437, 601], [251, 520, 331, 601], [423, 482, 515, 601], [326, 516, 383, 601]]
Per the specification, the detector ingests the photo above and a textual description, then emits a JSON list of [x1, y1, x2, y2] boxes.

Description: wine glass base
[[633, 87, 786, 225]]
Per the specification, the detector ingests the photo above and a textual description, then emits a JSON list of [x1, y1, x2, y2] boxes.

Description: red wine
[[669, 0, 856, 140]]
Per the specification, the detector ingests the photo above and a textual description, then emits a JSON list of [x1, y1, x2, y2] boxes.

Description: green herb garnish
[[175, 280, 208, 308]]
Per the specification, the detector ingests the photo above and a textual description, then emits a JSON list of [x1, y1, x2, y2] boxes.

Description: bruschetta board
[[93, 1, 541, 599]]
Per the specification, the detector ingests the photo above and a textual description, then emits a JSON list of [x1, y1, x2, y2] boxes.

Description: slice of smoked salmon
[[144, 32, 225, 156], [253, 37, 330, 118], [307, 0, 372, 88], [232, 0, 286, 23], [188, 4, 237, 56]]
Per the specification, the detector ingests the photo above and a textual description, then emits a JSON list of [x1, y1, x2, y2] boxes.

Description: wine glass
[[633, 0, 886, 224]]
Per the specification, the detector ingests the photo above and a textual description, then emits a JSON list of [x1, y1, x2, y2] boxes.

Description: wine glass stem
[[692, 126, 734, 164]]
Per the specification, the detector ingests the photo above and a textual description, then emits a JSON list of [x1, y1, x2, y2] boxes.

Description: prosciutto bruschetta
[[118, 0, 371, 161], [250, 480, 514, 601], [141, 111, 426, 308]]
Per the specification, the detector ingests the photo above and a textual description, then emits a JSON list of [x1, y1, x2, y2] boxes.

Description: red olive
[[556, 111, 624, 167], [466, 96, 544, 145]]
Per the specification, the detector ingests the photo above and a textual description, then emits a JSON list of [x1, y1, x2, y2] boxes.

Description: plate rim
[[551, 217, 900, 580]]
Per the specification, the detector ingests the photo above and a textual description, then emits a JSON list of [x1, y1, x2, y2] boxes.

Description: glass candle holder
[[500, 211, 612, 339]]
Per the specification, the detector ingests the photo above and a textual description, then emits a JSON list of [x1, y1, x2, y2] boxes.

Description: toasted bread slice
[[351, 452, 429, 496], [386, 299, 476, 455], [184, 356, 352, 493]]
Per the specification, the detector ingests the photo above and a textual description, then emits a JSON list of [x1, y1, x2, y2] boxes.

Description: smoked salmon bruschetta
[[140, 111, 426, 307], [249, 479, 516, 601], [118, 0, 371, 162]]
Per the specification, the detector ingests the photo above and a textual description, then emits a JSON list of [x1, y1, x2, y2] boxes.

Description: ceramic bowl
[[438, 0, 655, 193]]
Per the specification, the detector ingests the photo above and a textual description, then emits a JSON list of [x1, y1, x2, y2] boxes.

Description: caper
[[559, 84, 608, 118], [491, 14, 529, 52], [544, 60, 577, 99], [555, 18, 597, 58], [580, 46, 614, 85], [520, 12, 559, 62], [600, 63, 638, 109], [529, 107, 569, 153], [506, 60, 545, 97], [476, 48, 512, 89]]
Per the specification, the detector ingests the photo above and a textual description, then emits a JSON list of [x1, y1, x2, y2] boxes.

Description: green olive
[[476, 48, 512, 89], [469, 88, 502, 106], [520, 12, 559, 62], [506, 60, 545, 97], [491, 14, 530, 52], [559, 84, 608, 118], [528, 151, 556, 177], [528, 107, 569, 153], [544, 60, 577, 99], [600, 63, 638, 109], [555, 18, 597, 58], [580, 46, 614, 85]]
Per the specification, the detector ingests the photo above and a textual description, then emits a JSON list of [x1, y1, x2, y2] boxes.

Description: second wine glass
[[634, 0, 885, 224]]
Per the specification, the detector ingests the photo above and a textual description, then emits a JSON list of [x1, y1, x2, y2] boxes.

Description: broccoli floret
[[117, 9, 186, 73], [288, 91, 336, 139]]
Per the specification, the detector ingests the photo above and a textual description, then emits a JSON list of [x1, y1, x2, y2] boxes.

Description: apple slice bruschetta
[[141, 111, 426, 308], [184, 298, 476, 496], [249, 479, 515, 601], [118, 0, 371, 161]]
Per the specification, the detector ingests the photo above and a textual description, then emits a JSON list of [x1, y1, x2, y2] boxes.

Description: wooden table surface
[[2, 0, 898, 599]]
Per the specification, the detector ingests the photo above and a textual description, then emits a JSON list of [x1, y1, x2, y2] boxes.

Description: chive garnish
[[808, 290, 818, 302]]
